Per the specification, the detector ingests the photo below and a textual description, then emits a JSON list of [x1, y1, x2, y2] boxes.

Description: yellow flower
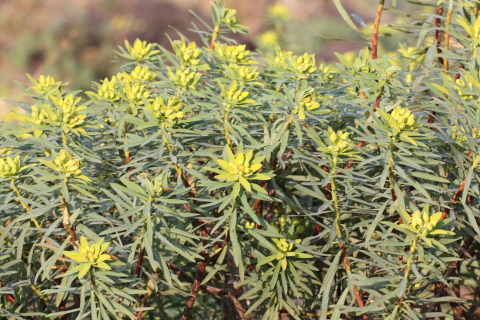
[[221, 80, 256, 108], [51, 94, 86, 131], [97, 76, 120, 102], [54, 150, 82, 177], [294, 88, 320, 120], [30, 104, 50, 137], [150, 96, 184, 127], [29, 75, 62, 95], [296, 54, 316, 72], [258, 31, 279, 48], [215, 146, 272, 191], [123, 81, 151, 104], [454, 79, 475, 101], [272, 50, 316, 77], [452, 119, 478, 144], [118, 65, 156, 83], [215, 43, 252, 64], [123, 39, 160, 61], [405, 210, 455, 247], [325, 127, 352, 155], [378, 106, 418, 137], [41, 150, 90, 181], [63, 236, 111, 279], [272, 238, 313, 270], [245, 221, 256, 229], [168, 67, 202, 90], [0, 155, 25, 178], [268, 3, 291, 20], [274, 49, 293, 65], [172, 38, 204, 68], [224, 64, 260, 83]]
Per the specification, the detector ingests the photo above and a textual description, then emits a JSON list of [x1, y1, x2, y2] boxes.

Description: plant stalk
[[210, 24, 221, 50], [444, 5, 452, 71], [372, 0, 385, 60], [396, 238, 418, 312], [435, 6, 444, 66]]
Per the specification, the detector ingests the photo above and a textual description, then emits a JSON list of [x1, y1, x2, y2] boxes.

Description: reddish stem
[[372, 0, 385, 60], [341, 247, 370, 320], [180, 258, 208, 320], [435, 6, 444, 66]]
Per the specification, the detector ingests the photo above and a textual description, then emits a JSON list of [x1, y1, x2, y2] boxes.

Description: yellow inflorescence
[[151, 96, 184, 127], [215, 146, 271, 191], [215, 43, 252, 64], [0, 155, 23, 178], [222, 80, 255, 108], [63, 236, 111, 279], [168, 67, 202, 90], [124, 39, 160, 61], [31, 75, 61, 95], [97, 76, 120, 102], [273, 238, 313, 270], [268, 3, 292, 20], [326, 127, 353, 155]]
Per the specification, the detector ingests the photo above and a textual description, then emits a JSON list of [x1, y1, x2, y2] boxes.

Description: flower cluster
[[52, 94, 87, 131], [0, 155, 24, 178], [150, 96, 184, 127], [353, 56, 371, 74], [273, 238, 313, 270], [31, 104, 50, 135], [97, 76, 120, 102], [454, 79, 475, 101], [123, 82, 151, 104], [168, 67, 202, 91], [122, 39, 160, 62], [214, 43, 252, 64], [267, 3, 291, 20], [63, 236, 111, 279], [224, 64, 260, 83], [41, 150, 89, 181], [325, 127, 353, 156], [215, 146, 272, 191], [119, 65, 156, 83], [273, 51, 317, 77], [258, 31, 279, 48], [172, 38, 204, 68], [30, 75, 62, 95], [402, 210, 455, 247], [221, 80, 255, 108], [451, 120, 479, 143], [294, 88, 320, 120], [379, 106, 418, 137]]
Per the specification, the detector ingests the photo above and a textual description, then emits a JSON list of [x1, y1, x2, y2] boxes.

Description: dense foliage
[[1, 0, 480, 319]]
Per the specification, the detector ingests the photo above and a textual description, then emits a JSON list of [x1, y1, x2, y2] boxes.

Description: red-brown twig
[[180, 256, 208, 320], [435, 6, 444, 66], [444, 5, 453, 71], [167, 261, 228, 295], [135, 247, 146, 277], [0, 281, 16, 304], [341, 246, 371, 320], [441, 178, 467, 220], [372, 0, 385, 60]]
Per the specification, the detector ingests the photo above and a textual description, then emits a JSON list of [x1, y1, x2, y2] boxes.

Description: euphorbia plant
[[1, 0, 480, 319]]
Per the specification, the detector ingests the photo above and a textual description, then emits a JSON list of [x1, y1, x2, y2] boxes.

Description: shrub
[[1, 0, 480, 319]]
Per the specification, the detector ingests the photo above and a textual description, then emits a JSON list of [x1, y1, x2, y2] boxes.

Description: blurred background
[[0, 0, 419, 121]]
